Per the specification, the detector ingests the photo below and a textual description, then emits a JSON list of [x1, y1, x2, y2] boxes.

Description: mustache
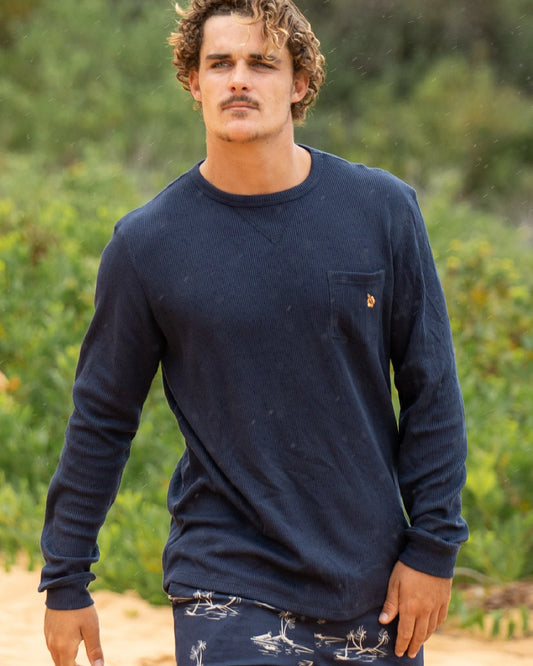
[[219, 94, 260, 110]]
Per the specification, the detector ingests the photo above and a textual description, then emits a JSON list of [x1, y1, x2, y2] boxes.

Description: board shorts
[[170, 589, 424, 666]]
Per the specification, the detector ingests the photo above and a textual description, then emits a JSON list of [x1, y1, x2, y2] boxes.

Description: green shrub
[[0, 0, 204, 171], [0, 470, 44, 566], [436, 224, 533, 581], [1, 0, 531, 610], [0, 152, 184, 600], [2, 152, 533, 601], [93, 488, 170, 605], [300, 55, 533, 212]]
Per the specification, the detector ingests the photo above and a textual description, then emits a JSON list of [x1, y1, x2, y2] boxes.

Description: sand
[[1, 565, 531, 666]]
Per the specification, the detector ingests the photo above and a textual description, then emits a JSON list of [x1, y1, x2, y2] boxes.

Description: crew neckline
[[191, 145, 322, 208]]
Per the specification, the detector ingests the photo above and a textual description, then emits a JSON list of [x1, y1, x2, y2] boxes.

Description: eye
[[210, 60, 231, 69], [251, 59, 275, 70]]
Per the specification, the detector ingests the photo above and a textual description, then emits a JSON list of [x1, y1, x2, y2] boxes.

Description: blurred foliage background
[[1, 0, 532, 628]]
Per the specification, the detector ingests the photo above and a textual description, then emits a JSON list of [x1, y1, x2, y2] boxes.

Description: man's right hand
[[44, 605, 104, 666]]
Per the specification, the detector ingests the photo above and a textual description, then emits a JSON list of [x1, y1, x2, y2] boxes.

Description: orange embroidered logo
[[367, 293, 376, 309]]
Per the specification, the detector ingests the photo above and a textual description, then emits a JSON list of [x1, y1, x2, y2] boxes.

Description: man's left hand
[[379, 561, 452, 658]]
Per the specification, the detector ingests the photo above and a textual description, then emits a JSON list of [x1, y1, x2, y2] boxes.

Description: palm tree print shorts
[[170, 589, 424, 665]]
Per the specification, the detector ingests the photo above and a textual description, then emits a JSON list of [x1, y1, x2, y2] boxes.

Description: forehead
[[200, 13, 289, 60]]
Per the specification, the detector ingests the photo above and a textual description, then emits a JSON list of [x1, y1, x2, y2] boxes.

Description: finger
[[394, 612, 415, 657], [85, 641, 104, 666], [82, 622, 104, 666], [46, 637, 80, 666], [49, 650, 78, 666], [378, 599, 398, 625], [423, 603, 449, 645], [87, 654, 105, 666], [437, 602, 449, 626], [379, 579, 399, 625], [406, 615, 429, 659], [423, 609, 442, 643]]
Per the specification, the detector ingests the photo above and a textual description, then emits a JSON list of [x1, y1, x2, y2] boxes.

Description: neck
[[199, 135, 311, 195]]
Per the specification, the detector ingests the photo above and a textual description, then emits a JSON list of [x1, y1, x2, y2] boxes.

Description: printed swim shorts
[[170, 589, 424, 666]]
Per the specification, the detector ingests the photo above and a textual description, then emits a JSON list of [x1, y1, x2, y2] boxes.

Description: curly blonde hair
[[168, 0, 325, 123]]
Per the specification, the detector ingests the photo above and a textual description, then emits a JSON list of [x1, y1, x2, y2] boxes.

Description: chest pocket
[[328, 270, 385, 344]]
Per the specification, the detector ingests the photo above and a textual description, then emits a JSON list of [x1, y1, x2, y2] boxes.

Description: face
[[189, 13, 309, 145]]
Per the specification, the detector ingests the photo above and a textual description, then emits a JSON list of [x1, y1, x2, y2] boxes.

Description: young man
[[40, 1, 468, 664]]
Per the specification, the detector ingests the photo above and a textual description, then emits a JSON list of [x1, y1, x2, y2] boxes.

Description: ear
[[291, 69, 310, 104], [189, 70, 202, 102]]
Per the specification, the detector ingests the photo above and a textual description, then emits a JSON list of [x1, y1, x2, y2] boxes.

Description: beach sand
[[1, 565, 531, 666]]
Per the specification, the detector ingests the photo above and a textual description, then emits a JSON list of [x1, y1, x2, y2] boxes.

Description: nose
[[229, 60, 250, 94]]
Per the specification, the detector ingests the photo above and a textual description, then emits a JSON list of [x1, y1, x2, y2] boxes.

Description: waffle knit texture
[[40, 147, 468, 619]]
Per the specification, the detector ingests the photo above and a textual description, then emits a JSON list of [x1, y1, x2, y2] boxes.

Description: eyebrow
[[205, 53, 231, 61], [204, 52, 282, 64]]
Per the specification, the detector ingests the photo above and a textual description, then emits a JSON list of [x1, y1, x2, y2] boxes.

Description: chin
[[213, 123, 262, 143], [221, 132, 261, 144]]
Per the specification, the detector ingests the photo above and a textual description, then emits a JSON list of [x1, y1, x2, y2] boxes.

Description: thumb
[[85, 639, 104, 666], [379, 576, 400, 625], [85, 633, 104, 666], [80, 610, 104, 666]]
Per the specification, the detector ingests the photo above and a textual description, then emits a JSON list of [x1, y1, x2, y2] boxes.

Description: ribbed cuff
[[399, 527, 459, 579], [44, 582, 94, 610]]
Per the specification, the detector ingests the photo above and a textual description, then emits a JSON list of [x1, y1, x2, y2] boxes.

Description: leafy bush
[[0, 151, 185, 597], [2, 0, 531, 209], [0, 0, 204, 170], [2, 153, 532, 602], [1, 0, 532, 607], [300, 56, 533, 211], [418, 178, 533, 582], [441, 236, 533, 581], [0, 469, 44, 567], [302, 0, 533, 95], [94, 488, 170, 605]]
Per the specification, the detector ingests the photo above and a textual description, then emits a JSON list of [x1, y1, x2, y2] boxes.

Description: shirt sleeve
[[39, 227, 165, 609], [390, 188, 468, 578]]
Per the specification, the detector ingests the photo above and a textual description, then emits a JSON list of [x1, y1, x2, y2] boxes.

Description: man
[[40, 1, 468, 664]]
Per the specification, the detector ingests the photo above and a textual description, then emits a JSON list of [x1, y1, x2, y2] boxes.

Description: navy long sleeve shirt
[[40, 147, 468, 619]]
